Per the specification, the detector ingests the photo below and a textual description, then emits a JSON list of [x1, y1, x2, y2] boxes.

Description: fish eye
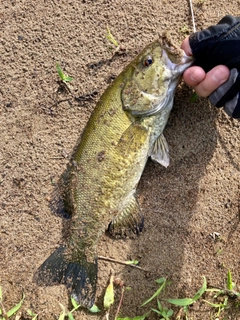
[[143, 55, 153, 67]]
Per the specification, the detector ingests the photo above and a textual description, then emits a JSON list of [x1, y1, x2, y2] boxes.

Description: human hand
[[181, 15, 240, 118], [181, 37, 230, 97]]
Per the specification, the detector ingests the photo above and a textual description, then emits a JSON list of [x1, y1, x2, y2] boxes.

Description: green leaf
[[104, 274, 114, 310], [58, 303, 67, 320], [155, 278, 166, 284], [151, 308, 162, 315], [192, 276, 207, 301], [27, 309, 38, 319], [56, 63, 73, 83], [67, 313, 75, 320], [157, 298, 163, 312], [116, 314, 149, 320], [227, 270, 233, 290], [64, 76, 73, 82], [58, 312, 65, 320], [167, 309, 174, 317], [70, 296, 79, 310], [106, 26, 119, 47], [141, 279, 166, 306], [6, 293, 25, 317], [167, 277, 207, 307], [190, 92, 198, 102], [166, 297, 194, 306], [56, 63, 65, 80], [89, 304, 101, 313]]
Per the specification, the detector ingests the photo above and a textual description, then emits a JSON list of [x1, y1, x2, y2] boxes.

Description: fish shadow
[[115, 85, 223, 316]]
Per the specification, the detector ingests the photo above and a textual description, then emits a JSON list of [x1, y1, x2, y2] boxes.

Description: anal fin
[[149, 133, 170, 167], [108, 195, 144, 237]]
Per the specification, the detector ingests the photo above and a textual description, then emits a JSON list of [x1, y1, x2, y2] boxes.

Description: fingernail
[[190, 74, 197, 82], [190, 69, 199, 83], [212, 68, 229, 84]]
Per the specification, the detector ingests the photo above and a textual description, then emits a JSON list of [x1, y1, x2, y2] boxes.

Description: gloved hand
[[189, 15, 240, 118]]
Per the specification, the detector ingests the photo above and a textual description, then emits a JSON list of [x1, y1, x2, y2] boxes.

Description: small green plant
[[105, 26, 119, 48], [166, 276, 207, 306], [152, 299, 173, 320], [58, 296, 100, 320], [56, 63, 73, 86], [141, 278, 170, 307], [0, 286, 25, 320], [27, 309, 38, 319], [190, 92, 198, 102], [117, 277, 207, 319], [141, 278, 173, 320], [204, 270, 240, 318]]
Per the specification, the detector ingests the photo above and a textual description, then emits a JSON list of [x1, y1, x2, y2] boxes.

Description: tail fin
[[35, 246, 97, 308]]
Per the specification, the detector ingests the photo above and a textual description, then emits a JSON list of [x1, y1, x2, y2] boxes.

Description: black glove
[[189, 15, 240, 118]]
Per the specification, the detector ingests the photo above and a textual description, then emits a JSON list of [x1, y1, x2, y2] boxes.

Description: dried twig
[[189, 0, 196, 32], [98, 255, 148, 271], [114, 285, 125, 320]]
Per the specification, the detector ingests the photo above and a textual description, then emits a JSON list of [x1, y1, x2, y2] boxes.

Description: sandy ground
[[1, 1, 240, 319]]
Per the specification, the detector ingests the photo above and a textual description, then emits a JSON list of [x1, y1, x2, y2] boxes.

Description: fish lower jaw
[[162, 48, 194, 73]]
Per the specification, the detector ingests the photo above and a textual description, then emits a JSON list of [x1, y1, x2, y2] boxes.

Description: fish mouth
[[160, 31, 194, 72], [162, 48, 194, 74]]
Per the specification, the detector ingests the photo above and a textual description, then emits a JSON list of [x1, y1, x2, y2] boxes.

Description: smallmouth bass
[[36, 33, 193, 308]]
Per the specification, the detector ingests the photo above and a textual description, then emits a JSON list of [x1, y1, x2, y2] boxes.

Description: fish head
[[122, 32, 193, 117]]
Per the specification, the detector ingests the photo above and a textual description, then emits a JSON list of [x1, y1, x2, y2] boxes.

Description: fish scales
[[35, 34, 193, 308]]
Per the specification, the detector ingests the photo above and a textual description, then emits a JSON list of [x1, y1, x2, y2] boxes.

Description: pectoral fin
[[108, 195, 144, 237], [149, 133, 170, 167]]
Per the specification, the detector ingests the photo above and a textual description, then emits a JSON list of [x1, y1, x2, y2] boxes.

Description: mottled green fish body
[[36, 33, 193, 308]]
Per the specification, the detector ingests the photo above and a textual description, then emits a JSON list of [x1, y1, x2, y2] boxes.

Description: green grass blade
[[56, 63, 65, 80], [56, 64, 73, 83], [157, 298, 163, 312], [141, 279, 166, 306], [68, 313, 75, 320], [64, 76, 73, 83], [151, 308, 162, 315], [166, 297, 194, 306], [27, 309, 38, 319], [193, 276, 207, 301], [58, 313, 65, 320], [106, 26, 119, 47], [203, 299, 223, 308], [6, 293, 25, 317], [70, 296, 79, 310]]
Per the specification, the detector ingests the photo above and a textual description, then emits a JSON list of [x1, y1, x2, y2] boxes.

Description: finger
[[180, 36, 192, 56], [194, 65, 230, 97], [183, 66, 206, 87]]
